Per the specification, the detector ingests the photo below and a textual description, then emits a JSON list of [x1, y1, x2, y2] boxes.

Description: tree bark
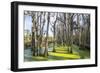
[[44, 12, 50, 57], [32, 15, 36, 56], [53, 14, 57, 52]]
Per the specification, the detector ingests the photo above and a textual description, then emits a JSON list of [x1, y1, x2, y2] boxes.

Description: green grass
[[48, 52, 80, 59], [32, 56, 48, 61], [32, 52, 80, 61], [31, 45, 90, 61], [54, 46, 69, 53]]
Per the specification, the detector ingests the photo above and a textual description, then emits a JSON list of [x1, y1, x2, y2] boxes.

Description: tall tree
[[44, 12, 50, 57], [66, 13, 75, 53], [31, 12, 37, 56], [77, 14, 81, 49], [39, 12, 46, 55], [53, 13, 57, 52]]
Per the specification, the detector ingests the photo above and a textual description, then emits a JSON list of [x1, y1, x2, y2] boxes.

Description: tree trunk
[[32, 15, 36, 56], [67, 13, 73, 53], [39, 12, 45, 56], [44, 12, 50, 57], [77, 14, 81, 49], [53, 15, 57, 52]]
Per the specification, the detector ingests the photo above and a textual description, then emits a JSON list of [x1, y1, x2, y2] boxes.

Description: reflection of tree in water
[[24, 11, 90, 61]]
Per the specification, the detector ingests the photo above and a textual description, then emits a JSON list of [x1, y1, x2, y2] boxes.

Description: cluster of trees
[[24, 11, 90, 57]]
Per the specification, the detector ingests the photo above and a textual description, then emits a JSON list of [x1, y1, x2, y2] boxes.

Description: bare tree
[[39, 12, 46, 56], [31, 12, 37, 56], [44, 12, 50, 57]]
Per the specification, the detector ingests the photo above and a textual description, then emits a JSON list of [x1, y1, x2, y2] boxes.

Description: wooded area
[[24, 11, 90, 61]]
